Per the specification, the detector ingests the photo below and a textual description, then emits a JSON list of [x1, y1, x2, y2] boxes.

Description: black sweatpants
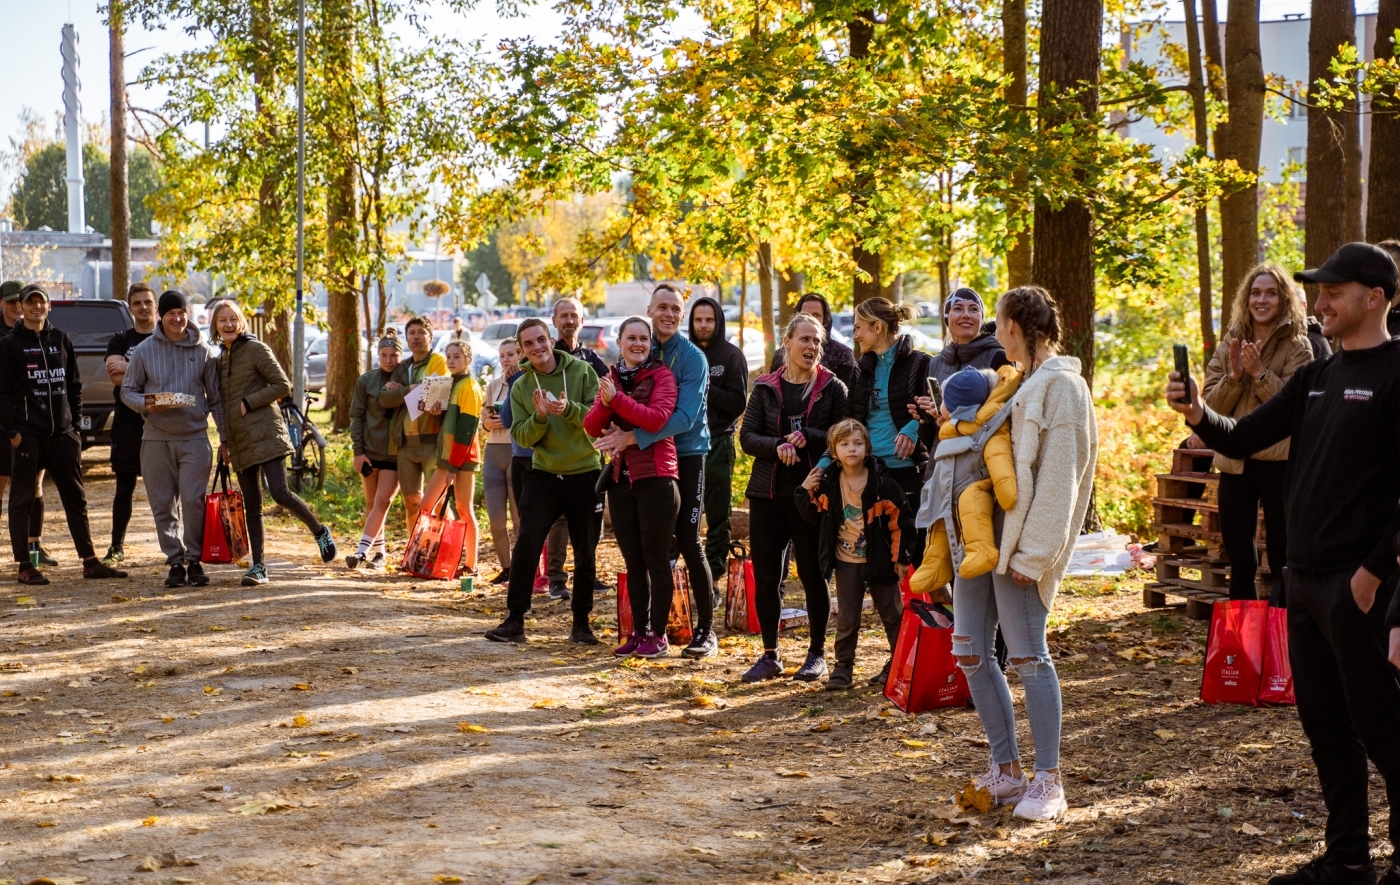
[[675, 455, 715, 632], [112, 471, 139, 548], [506, 468, 601, 625], [237, 458, 325, 565], [1287, 567, 1400, 863], [8, 430, 94, 564], [832, 560, 903, 669], [511, 455, 566, 581], [886, 465, 924, 567], [1218, 459, 1288, 604], [611, 476, 680, 635], [703, 432, 736, 583], [749, 494, 829, 653]]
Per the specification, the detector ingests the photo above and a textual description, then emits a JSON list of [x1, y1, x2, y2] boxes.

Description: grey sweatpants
[[141, 438, 213, 565]]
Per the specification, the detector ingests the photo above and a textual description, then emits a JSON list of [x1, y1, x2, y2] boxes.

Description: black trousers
[[9, 430, 94, 564], [674, 455, 715, 631], [702, 432, 736, 583], [1288, 568, 1400, 863], [1217, 459, 1288, 604], [506, 468, 601, 624], [237, 458, 324, 565], [511, 455, 566, 581], [112, 470, 139, 548], [749, 494, 829, 653], [885, 464, 924, 567], [832, 560, 903, 668], [611, 476, 680, 635]]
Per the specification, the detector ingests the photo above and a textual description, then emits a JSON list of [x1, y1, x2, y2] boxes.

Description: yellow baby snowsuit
[[909, 365, 1021, 597]]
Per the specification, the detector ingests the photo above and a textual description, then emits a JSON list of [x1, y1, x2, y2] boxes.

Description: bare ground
[[0, 457, 1392, 885]]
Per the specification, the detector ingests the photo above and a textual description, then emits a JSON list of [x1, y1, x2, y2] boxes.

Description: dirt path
[[0, 459, 1388, 884]]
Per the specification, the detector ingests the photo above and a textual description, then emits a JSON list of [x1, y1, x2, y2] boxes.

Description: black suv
[[47, 300, 135, 449]]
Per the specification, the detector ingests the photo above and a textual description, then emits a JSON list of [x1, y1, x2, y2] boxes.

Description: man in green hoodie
[[486, 318, 601, 646]]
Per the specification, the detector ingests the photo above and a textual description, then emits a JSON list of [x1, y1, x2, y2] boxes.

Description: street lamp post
[[292, 0, 306, 408]]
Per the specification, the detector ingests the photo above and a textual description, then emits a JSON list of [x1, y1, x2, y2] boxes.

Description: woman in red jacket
[[585, 316, 680, 658]]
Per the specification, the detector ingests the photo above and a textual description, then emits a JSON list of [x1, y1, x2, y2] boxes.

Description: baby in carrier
[[910, 364, 1022, 598]]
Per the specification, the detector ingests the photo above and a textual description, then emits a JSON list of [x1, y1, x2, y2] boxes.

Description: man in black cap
[[0, 281, 52, 567], [1168, 242, 1400, 885], [0, 285, 127, 584]]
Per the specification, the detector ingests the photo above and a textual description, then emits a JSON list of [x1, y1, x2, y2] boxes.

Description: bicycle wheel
[[291, 426, 326, 493]]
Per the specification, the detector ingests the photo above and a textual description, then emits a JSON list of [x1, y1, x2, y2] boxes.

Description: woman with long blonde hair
[[1202, 264, 1317, 604]]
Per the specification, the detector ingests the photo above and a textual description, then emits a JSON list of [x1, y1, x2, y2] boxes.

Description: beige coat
[[995, 356, 1099, 612], [217, 335, 293, 472], [1202, 321, 1313, 474]]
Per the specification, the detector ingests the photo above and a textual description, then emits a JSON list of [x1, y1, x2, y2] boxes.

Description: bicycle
[[275, 393, 327, 493]]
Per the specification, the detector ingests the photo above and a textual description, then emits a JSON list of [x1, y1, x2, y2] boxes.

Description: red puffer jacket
[[584, 359, 679, 484]]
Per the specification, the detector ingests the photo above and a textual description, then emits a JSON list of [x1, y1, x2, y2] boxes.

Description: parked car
[[578, 317, 628, 365], [47, 299, 134, 449], [304, 333, 370, 392], [433, 329, 499, 379], [916, 300, 940, 319]]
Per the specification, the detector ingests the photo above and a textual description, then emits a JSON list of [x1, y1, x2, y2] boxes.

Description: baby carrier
[[915, 403, 1015, 576]]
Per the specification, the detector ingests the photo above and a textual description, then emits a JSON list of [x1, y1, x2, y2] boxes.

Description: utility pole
[[292, 0, 306, 409], [62, 24, 86, 235]]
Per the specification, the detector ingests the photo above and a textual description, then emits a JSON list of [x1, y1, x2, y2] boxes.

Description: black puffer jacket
[[794, 455, 916, 584], [740, 365, 848, 500], [0, 321, 81, 437], [848, 334, 939, 473]]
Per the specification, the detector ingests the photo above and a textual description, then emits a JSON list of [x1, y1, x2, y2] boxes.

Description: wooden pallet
[[1143, 582, 1226, 620]]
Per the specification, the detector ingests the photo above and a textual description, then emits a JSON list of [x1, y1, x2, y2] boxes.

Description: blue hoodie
[[635, 330, 710, 458]]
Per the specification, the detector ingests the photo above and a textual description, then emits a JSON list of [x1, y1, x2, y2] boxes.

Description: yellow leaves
[[208, 625, 228, 632], [111, 594, 130, 603], [43, 773, 82, 782], [341, 667, 358, 675], [457, 723, 487, 733], [292, 683, 313, 691], [1154, 729, 1176, 741], [687, 846, 720, 856], [229, 799, 295, 815], [809, 722, 832, 733], [132, 664, 147, 676], [900, 739, 929, 748], [691, 695, 727, 709], [434, 877, 463, 884], [775, 769, 810, 778], [1175, 654, 1203, 665], [141, 815, 158, 827], [202, 686, 222, 696], [15, 596, 36, 606], [731, 830, 764, 839], [894, 751, 932, 759], [531, 698, 560, 709], [36, 820, 56, 827], [291, 714, 310, 728], [1240, 823, 1266, 836], [955, 781, 994, 814]]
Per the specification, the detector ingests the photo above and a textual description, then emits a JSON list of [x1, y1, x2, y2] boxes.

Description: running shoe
[[972, 759, 1029, 807], [548, 581, 570, 602], [18, 565, 48, 585], [314, 526, 337, 563], [345, 552, 367, 570], [1012, 771, 1068, 821], [614, 632, 644, 657], [485, 618, 526, 643], [164, 563, 187, 588], [186, 561, 210, 587], [101, 545, 124, 565], [368, 552, 387, 570], [680, 627, 718, 659], [793, 651, 827, 682], [491, 568, 510, 586], [83, 560, 127, 579], [570, 624, 600, 646], [741, 653, 785, 683], [635, 631, 670, 659], [36, 547, 58, 567], [242, 563, 269, 586], [824, 666, 854, 691]]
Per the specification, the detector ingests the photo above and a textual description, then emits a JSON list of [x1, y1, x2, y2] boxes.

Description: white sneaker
[[973, 760, 1029, 807], [1012, 771, 1068, 821]]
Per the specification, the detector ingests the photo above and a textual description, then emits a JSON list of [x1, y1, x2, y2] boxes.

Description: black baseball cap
[[1294, 242, 1400, 300], [1, 280, 24, 302], [16, 284, 48, 303]]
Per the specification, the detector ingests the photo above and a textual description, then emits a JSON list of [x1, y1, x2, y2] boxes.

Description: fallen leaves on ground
[[955, 781, 993, 814], [230, 799, 296, 815], [457, 723, 487, 733], [731, 831, 763, 839]]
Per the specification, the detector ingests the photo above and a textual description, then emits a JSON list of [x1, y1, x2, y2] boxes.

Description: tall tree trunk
[[1305, 0, 1357, 311], [1369, 0, 1400, 243], [1033, 0, 1101, 388], [1184, 0, 1217, 357], [758, 242, 776, 363], [1003, 0, 1032, 287], [324, 0, 359, 430], [109, 2, 130, 301], [777, 268, 802, 331], [1200, 0, 1225, 112], [252, 1, 291, 372], [849, 10, 882, 305], [1217, 0, 1264, 326]]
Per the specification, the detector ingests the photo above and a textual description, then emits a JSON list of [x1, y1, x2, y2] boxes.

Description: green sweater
[[508, 350, 601, 476]]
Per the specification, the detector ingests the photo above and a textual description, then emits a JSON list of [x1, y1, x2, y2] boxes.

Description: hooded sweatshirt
[[120, 323, 225, 442], [0, 320, 82, 437], [933, 326, 1010, 386], [508, 349, 601, 475], [688, 296, 749, 436], [634, 328, 710, 458], [768, 292, 858, 388]]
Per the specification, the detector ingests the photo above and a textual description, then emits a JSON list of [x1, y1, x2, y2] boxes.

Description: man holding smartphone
[[1168, 242, 1400, 885]]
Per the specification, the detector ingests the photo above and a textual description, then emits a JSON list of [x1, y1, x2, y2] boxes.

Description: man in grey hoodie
[[120, 291, 225, 588]]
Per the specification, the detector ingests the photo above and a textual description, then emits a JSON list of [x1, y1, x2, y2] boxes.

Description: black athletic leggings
[[236, 458, 324, 565], [610, 476, 680, 635], [112, 471, 139, 548], [1217, 458, 1288, 604], [748, 494, 829, 654]]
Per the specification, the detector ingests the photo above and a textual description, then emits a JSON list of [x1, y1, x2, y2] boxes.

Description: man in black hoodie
[[0, 285, 126, 585], [768, 292, 859, 388], [689, 296, 749, 587], [0, 281, 50, 565]]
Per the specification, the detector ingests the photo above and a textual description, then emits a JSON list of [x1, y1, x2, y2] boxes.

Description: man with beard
[[688, 295, 748, 595]]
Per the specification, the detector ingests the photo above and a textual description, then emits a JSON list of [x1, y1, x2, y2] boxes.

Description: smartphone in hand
[[1172, 344, 1194, 406], [926, 376, 942, 409]]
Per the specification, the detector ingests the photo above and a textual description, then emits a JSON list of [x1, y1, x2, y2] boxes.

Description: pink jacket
[[585, 359, 679, 484]]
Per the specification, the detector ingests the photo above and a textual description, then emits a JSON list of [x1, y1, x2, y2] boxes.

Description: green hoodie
[[508, 349, 601, 476]]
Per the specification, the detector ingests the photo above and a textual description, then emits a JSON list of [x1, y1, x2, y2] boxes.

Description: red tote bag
[[724, 543, 761, 635], [1200, 600, 1268, 706], [617, 567, 694, 646], [401, 493, 468, 580], [201, 463, 249, 565], [884, 598, 971, 714], [1257, 605, 1295, 706]]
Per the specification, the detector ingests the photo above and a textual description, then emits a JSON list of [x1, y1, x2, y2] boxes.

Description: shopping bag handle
[[909, 597, 954, 629], [728, 541, 748, 560], [210, 461, 232, 495]]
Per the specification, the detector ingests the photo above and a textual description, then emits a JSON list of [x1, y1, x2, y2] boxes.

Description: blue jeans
[[952, 569, 1061, 771]]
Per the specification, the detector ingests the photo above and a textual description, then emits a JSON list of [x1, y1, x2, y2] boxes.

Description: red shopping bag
[[201, 463, 249, 564], [401, 492, 468, 580], [1200, 600, 1268, 706], [533, 543, 551, 594], [884, 598, 971, 714], [1257, 605, 1295, 706], [617, 566, 694, 646], [724, 543, 760, 634]]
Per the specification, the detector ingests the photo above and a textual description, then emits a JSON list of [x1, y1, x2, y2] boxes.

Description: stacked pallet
[[1142, 448, 1270, 619]]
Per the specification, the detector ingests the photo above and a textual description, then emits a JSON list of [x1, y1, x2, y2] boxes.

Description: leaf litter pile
[[0, 471, 1389, 884]]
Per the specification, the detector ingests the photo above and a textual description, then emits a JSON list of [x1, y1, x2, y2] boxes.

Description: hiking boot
[[35, 547, 58, 567], [1012, 771, 1068, 821], [635, 631, 670, 659], [570, 624, 601, 646], [164, 563, 187, 588], [314, 526, 337, 563], [614, 631, 644, 657], [18, 564, 48, 585], [491, 568, 510, 586], [83, 559, 127, 579], [548, 581, 570, 602], [186, 561, 210, 587], [681, 627, 718, 659], [485, 618, 526, 643], [242, 564, 269, 586], [824, 666, 854, 691], [368, 552, 386, 570], [1268, 857, 1377, 885], [868, 656, 893, 687], [793, 651, 827, 682], [345, 552, 367, 570], [972, 759, 1030, 807], [741, 653, 784, 683], [102, 545, 125, 566]]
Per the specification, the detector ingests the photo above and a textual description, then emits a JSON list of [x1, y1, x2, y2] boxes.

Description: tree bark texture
[[109, 2, 131, 301], [776, 268, 803, 332], [1032, 0, 1100, 387], [1369, 0, 1400, 243], [1217, 0, 1264, 327], [758, 242, 776, 364], [1003, 0, 1033, 287], [324, 0, 359, 430], [1183, 0, 1216, 356], [1305, 0, 1358, 311], [849, 10, 882, 306], [1200, 0, 1225, 111]]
